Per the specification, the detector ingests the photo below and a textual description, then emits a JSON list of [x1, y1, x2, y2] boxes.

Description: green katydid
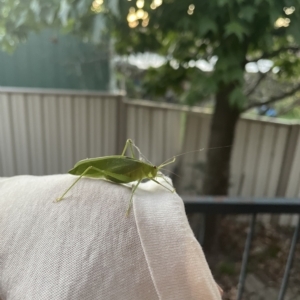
[[56, 139, 231, 215], [56, 139, 176, 215]]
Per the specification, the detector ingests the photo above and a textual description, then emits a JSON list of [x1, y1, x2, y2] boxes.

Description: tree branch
[[245, 72, 268, 97], [247, 46, 300, 63], [244, 84, 300, 112]]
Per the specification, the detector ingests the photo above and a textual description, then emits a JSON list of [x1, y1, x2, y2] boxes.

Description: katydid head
[[144, 165, 158, 179]]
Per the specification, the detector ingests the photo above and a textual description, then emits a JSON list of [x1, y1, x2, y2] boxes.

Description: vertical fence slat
[[276, 125, 300, 196], [241, 122, 263, 197], [97, 97, 105, 157], [267, 126, 291, 223], [0, 93, 16, 176], [188, 115, 202, 192], [280, 127, 300, 226], [230, 120, 249, 196], [165, 110, 182, 164], [254, 124, 276, 224], [179, 113, 201, 193], [115, 96, 127, 155], [285, 128, 300, 198], [194, 115, 211, 193], [43, 95, 61, 174], [151, 109, 164, 165], [0, 97, 3, 177], [142, 107, 152, 160], [73, 96, 88, 162], [58, 96, 74, 172], [27, 94, 46, 175], [88, 97, 97, 158], [135, 107, 143, 153], [267, 126, 289, 196], [103, 97, 116, 156], [254, 124, 276, 196], [126, 106, 136, 146], [11, 94, 31, 174], [136, 107, 151, 160]]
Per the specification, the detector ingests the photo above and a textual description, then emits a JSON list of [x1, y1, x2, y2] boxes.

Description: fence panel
[[0, 93, 16, 176], [177, 112, 211, 194], [124, 100, 183, 167], [0, 88, 122, 176], [230, 119, 249, 196], [281, 127, 300, 226]]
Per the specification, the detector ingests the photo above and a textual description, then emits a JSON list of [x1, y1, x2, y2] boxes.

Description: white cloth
[[0, 175, 221, 300]]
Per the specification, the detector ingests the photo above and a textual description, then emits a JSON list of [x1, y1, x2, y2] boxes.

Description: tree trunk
[[202, 84, 241, 252]]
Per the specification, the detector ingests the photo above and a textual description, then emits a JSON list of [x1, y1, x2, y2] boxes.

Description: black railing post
[[278, 215, 300, 300], [237, 214, 256, 300]]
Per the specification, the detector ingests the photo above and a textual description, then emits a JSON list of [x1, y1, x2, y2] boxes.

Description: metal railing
[[183, 197, 300, 300]]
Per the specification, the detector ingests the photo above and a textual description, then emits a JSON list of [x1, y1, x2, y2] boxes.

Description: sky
[[116, 52, 277, 73]]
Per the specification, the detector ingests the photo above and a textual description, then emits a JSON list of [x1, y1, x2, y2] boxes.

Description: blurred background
[[1, 0, 300, 299]]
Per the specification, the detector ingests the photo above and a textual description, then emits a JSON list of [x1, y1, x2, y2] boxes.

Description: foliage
[[0, 0, 113, 52], [0, 0, 59, 52], [107, 0, 300, 110], [1, 0, 300, 109]]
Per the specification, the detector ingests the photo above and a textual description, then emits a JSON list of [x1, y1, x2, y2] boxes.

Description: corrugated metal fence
[[0, 88, 121, 176], [1, 87, 300, 225]]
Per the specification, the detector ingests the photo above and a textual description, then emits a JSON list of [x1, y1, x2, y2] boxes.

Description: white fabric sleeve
[[0, 175, 221, 300]]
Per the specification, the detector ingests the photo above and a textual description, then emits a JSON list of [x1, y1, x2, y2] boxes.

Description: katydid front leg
[[126, 179, 142, 216], [156, 173, 176, 191], [151, 178, 175, 193]]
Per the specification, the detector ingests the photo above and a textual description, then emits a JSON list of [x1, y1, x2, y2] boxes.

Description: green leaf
[[58, 0, 71, 26], [225, 21, 249, 41], [269, 8, 281, 23], [198, 17, 218, 35], [30, 0, 41, 21], [289, 21, 300, 43], [61, 18, 75, 34], [223, 68, 244, 84], [76, 0, 89, 16], [217, 0, 228, 7], [238, 6, 257, 22], [15, 11, 28, 28], [106, 0, 119, 15], [44, 8, 56, 25]]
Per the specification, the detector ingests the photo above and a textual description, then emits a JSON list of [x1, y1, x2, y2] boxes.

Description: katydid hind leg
[[56, 166, 105, 202], [121, 139, 136, 158], [121, 139, 152, 163], [126, 179, 142, 216]]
